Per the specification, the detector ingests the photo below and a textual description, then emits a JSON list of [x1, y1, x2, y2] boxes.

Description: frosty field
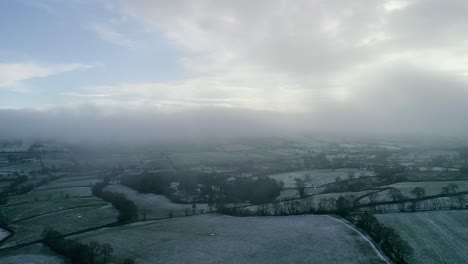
[[74, 214, 386, 264], [377, 211, 468, 264], [0, 197, 106, 222], [1, 204, 117, 247]]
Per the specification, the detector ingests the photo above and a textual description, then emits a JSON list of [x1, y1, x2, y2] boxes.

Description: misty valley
[[0, 137, 468, 263]]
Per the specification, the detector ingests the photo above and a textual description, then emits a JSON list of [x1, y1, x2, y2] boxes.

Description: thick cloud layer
[[2, 0, 468, 139]]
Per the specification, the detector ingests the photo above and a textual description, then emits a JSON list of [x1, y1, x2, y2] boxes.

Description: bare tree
[[388, 188, 403, 202], [410, 187, 426, 199]]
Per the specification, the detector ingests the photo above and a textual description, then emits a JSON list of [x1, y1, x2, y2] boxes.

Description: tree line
[[42, 228, 135, 264]]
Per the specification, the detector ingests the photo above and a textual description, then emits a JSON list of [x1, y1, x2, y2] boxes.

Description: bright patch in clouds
[[384, 1, 410, 11]]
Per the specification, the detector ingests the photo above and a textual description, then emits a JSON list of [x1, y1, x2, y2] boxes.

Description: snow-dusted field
[[74, 214, 386, 264], [0, 197, 106, 222], [104, 184, 209, 219], [0, 243, 67, 264], [269, 168, 375, 188], [0, 228, 10, 242], [377, 211, 468, 264]]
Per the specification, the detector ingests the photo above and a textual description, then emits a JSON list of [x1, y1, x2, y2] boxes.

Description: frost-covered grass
[[269, 168, 375, 188], [377, 211, 468, 264], [1, 204, 117, 247], [0, 243, 67, 264], [0, 197, 106, 222], [74, 214, 385, 264], [0, 228, 10, 242], [104, 184, 209, 219]]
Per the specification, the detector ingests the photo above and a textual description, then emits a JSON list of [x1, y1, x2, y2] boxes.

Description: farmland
[[1, 204, 117, 247], [73, 214, 386, 264], [377, 211, 468, 264]]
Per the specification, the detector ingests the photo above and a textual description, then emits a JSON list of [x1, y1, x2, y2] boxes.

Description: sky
[[1, 0, 468, 139]]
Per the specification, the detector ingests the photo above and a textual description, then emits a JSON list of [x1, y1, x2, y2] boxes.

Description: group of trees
[[121, 170, 282, 205], [42, 228, 116, 264], [92, 182, 138, 222], [354, 213, 413, 263], [220, 177, 282, 204]]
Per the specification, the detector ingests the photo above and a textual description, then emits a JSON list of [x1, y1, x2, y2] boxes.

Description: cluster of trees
[[42, 228, 136, 264], [1, 175, 30, 203], [122, 170, 282, 205], [221, 177, 282, 204], [354, 213, 413, 263], [92, 182, 138, 222], [121, 171, 173, 195]]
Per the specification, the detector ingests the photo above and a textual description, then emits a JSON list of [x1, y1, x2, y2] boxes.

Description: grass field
[[74, 214, 386, 264], [0, 243, 67, 264], [377, 211, 468, 264], [269, 169, 375, 188], [104, 184, 209, 219], [1, 204, 117, 247]]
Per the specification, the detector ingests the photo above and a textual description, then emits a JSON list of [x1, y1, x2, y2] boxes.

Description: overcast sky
[[1, 0, 468, 139]]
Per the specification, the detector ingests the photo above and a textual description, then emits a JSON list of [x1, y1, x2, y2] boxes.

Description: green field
[[377, 211, 468, 264], [74, 214, 386, 264]]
